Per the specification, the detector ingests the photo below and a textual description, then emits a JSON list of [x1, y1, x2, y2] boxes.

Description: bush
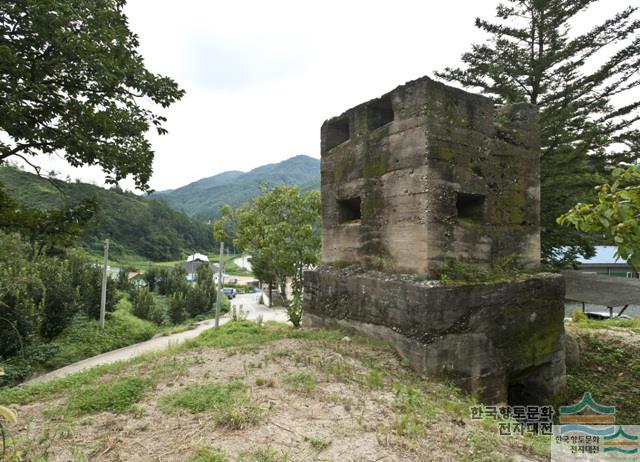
[[143, 266, 162, 292], [572, 310, 587, 322], [115, 267, 135, 291], [65, 251, 118, 320], [185, 286, 211, 318], [0, 232, 117, 360], [169, 292, 188, 324], [131, 288, 156, 321], [157, 266, 188, 296]]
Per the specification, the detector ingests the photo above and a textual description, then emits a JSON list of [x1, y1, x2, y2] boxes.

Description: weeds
[[64, 376, 152, 415], [573, 317, 640, 334], [186, 321, 343, 351], [237, 447, 290, 462], [438, 258, 529, 284], [255, 377, 275, 387], [282, 371, 316, 393], [160, 381, 262, 429], [364, 368, 385, 389], [305, 435, 331, 452], [190, 447, 230, 462], [391, 385, 437, 438]]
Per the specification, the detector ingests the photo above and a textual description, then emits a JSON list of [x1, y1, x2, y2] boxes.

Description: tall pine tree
[[436, 0, 640, 267]]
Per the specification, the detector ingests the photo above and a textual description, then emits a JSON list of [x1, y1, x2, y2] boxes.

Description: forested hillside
[[0, 166, 214, 261], [154, 155, 320, 218]]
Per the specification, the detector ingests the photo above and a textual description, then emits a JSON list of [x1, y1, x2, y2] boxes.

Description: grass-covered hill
[[0, 166, 215, 261], [153, 155, 320, 219], [1, 317, 638, 460], [0, 321, 551, 461]]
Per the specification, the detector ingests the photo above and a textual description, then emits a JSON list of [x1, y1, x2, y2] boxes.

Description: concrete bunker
[[304, 76, 565, 404]]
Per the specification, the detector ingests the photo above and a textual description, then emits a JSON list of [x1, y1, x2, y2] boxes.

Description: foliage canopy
[[436, 0, 640, 266], [0, 0, 184, 191], [559, 164, 640, 270], [215, 185, 321, 327]]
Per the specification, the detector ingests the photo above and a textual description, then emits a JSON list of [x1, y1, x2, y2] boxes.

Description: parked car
[[222, 287, 237, 299]]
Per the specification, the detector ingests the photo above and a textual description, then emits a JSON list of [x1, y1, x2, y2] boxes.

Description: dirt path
[[27, 293, 287, 384]]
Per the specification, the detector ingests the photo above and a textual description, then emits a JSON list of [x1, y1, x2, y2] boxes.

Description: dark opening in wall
[[324, 116, 350, 151], [508, 367, 550, 406], [456, 192, 485, 221], [367, 95, 394, 130], [337, 197, 361, 223]]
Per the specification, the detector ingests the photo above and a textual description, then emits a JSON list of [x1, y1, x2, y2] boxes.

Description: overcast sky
[[31, 0, 623, 191]]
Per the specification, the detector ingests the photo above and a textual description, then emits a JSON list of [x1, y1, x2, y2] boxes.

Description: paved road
[[233, 255, 252, 272], [26, 293, 287, 384]]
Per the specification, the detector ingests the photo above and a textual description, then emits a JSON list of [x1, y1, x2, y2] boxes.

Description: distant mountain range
[[0, 166, 215, 261], [0, 155, 320, 261], [153, 155, 320, 219]]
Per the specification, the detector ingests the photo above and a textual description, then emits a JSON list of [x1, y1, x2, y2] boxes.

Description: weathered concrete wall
[[311, 76, 564, 404], [304, 267, 566, 404], [320, 77, 540, 277]]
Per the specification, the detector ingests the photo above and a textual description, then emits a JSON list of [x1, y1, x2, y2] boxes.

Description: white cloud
[[20, 0, 636, 191], [122, 0, 498, 190]]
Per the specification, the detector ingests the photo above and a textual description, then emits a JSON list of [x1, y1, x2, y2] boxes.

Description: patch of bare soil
[[6, 335, 548, 461], [566, 323, 640, 353]]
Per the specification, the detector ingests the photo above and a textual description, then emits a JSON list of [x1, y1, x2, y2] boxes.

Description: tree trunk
[[280, 278, 287, 300]]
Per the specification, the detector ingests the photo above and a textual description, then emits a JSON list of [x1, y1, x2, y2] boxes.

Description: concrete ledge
[[304, 267, 566, 404]]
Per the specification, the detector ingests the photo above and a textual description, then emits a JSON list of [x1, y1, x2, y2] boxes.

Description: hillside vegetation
[[0, 166, 215, 261], [154, 155, 320, 219]]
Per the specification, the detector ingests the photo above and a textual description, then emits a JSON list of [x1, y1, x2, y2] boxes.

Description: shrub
[[0, 232, 117, 360], [158, 266, 188, 296], [169, 292, 188, 324], [143, 266, 162, 292], [572, 310, 587, 322], [185, 286, 211, 318], [66, 251, 117, 320], [115, 267, 135, 291], [131, 288, 156, 321]]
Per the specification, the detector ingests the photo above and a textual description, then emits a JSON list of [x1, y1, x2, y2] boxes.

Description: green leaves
[[436, 0, 640, 267], [558, 164, 640, 271], [214, 185, 321, 327], [0, 0, 184, 191]]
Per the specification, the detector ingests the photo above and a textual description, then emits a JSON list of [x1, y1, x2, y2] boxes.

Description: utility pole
[[215, 241, 224, 328], [100, 239, 109, 330]]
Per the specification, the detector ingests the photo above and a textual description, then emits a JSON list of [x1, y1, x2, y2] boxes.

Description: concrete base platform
[[303, 266, 566, 404]]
